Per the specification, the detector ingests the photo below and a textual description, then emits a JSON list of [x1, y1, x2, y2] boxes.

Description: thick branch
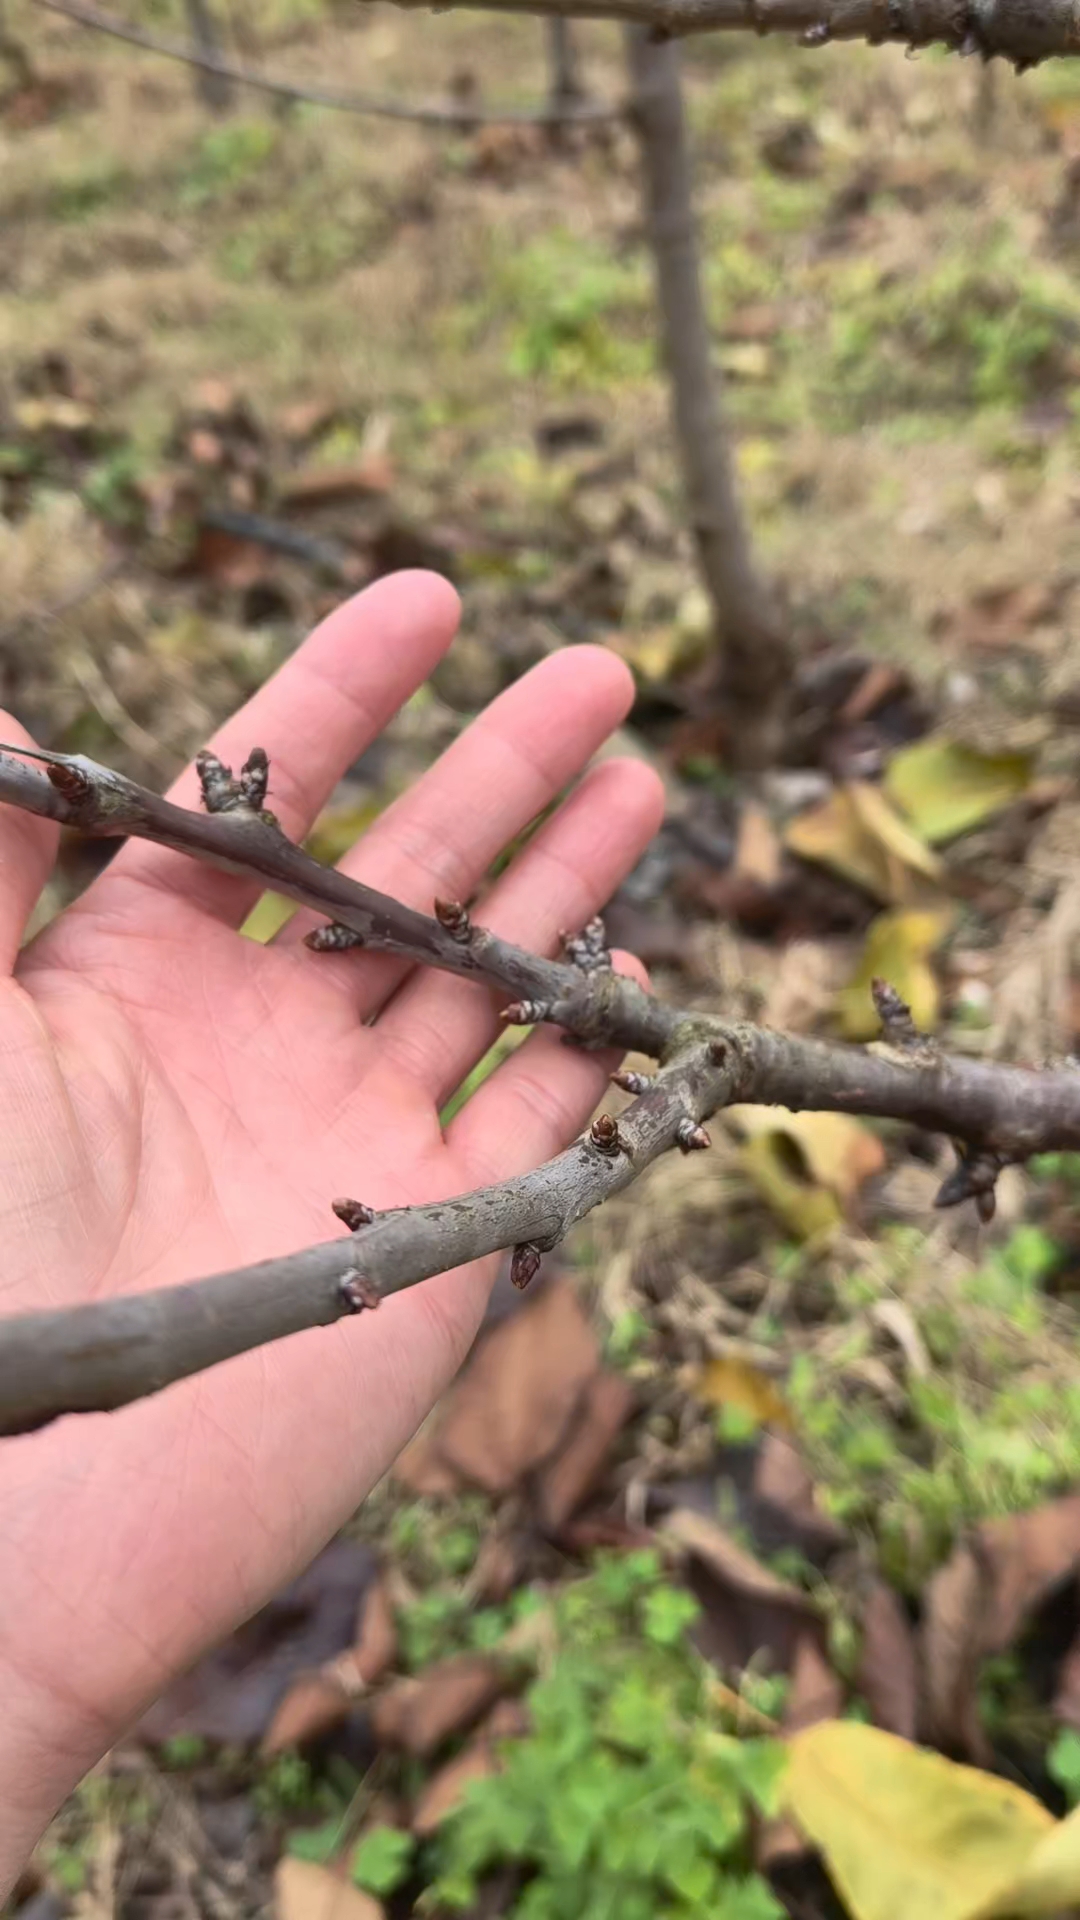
[[3, 742, 1080, 1436], [377, 0, 1080, 66], [0, 1043, 732, 1435], [33, 0, 619, 124]]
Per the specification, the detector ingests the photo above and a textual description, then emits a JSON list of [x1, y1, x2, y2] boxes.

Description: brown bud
[[611, 1070, 653, 1096], [44, 760, 93, 804], [501, 1000, 550, 1026], [305, 923, 366, 952], [338, 1274, 380, 1314], [676, 1119, 711, 1153], [434, 898, 472, 943], [871, 976, 920, 1050], [238, 746, 270, 811], [195, 748, 234, 814], [511, 1243, 543, 1290], [590, 1113, 623, 1157], [332, 1198, 376, 1230]]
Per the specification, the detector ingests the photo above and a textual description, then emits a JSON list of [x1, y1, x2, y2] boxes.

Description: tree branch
[[374, 0, 1080, 68], [33, 0, 620, 125], [0, 1042, 732, 1435], [2, 739, 1080, 1435]]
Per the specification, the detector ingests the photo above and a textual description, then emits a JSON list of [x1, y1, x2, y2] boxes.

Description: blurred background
[[6, 6, 1080, 1917]]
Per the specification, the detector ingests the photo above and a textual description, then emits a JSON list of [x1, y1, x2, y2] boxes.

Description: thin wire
[[32, 0, 621, 128]]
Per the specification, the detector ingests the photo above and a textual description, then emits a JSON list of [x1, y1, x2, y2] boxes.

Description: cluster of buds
[[196, 745, 272, 818]]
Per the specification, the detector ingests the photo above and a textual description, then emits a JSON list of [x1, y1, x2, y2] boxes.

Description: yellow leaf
[[240, 891, 295, 942], [785, 785, 942, 906], [786, 1722, 1054, 1920], [885, 739, 1035, 845], [733, 1107, 885, 1208], [306, 798, 385, 868], [786, 787, 890, 899], [692, 1355, 791, 1431], [730, 1108, 883, 1243], [847, 781, 943, 883], [973, 1800, 1080, 1916], [720, 340, 772, 379], [838, 908, 953, 1041]]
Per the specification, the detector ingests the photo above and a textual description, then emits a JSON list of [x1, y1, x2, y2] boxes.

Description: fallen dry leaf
[[885, 738, 1036, 845], [410, 1739, 498, 1837], [856, 1580, 918, 1741], [923, 1495, 1080, 1756], [838, 907, 952, 1040], [753, 1432, 847, 1561], [785, 782, 942, 906], [785, 1721, 1054, 1920], [275, 1857, 384, 1920], [935, 580, 1060, 652], [411, 1698, 530, 1837], [758, 1633, 844, 1868], [350, 1578, 397, 1689], [730, 1104, 885, 1240], [140, 1539, 376, 1745], [734, 804, 783, 887], [262, 1673, 352, 1758], [280, 459, 394, 507], [369, 1653, 509, 1758], [663, 1506, 819, 1676], [691, 1355, 792, 1432], [412, 1278, 599, 1497], [536, 1369, 635, 1529]]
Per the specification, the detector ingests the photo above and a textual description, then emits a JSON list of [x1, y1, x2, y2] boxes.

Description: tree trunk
[[624, 27, 791, 767], [546, 17, 583, 113], [184, 0, 234, 113]]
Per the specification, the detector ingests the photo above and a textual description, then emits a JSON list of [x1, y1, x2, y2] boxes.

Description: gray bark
[[625, 27, 791, 764]]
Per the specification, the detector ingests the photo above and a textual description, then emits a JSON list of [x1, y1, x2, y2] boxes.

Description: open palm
[[0, 572, 663, 1884]]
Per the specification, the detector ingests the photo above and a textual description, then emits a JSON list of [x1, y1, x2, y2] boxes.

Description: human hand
[[0, 572, 663, 1886]]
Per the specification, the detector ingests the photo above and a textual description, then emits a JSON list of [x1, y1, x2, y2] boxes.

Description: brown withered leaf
[[663, 1506, 819, 1675], [351, 1578, 397, 1689], [753, 1432, 847, 1562], [280, 459, 394, 508], [140, 1540, 376, 1744], [411, 1699, 529, 1837], [275, 1857, 384, 1920], [424, 1278, 599, 1497], [370, 1653, 509, 1758], [857, 1580, 918, 1741], [411, 1740, 498, 1838], [923, 1494, 1080, 1756], [262, 1673, 352, 1758], [758, 1632, 845, 1869], [934, 580, 1062, 651], [536, 1369, 635, 1529]]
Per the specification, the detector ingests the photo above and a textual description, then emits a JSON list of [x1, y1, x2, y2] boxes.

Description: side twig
[[33, 0, 621, 125], [2, 740, 1080, 1435]]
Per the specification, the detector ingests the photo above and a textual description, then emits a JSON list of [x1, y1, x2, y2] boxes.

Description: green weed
[[497, 231, 651, 386], [179, 120, 280, 209], [789, 1226, 1080, 1585], [818, 241, 1080, 423], [420, 1550, 785, 1918]]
